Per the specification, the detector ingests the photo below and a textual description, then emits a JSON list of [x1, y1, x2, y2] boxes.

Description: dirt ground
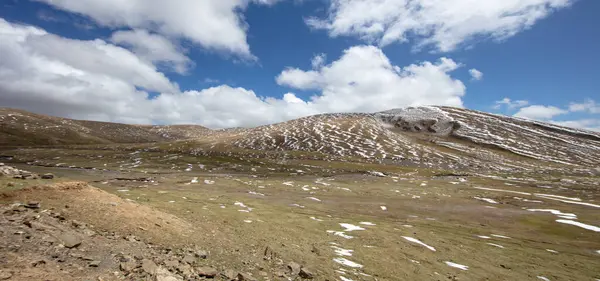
[[1, 148, 599, 281]]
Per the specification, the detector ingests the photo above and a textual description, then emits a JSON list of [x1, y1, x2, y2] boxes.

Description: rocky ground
[[0, 181, 316, 281]]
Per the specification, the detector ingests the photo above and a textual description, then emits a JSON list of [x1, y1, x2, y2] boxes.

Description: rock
[[71, 220, 85, 228], [0, 270, 12, 280], [41, 173, 54, 179], [120, 261, 137, 272], [237, 272, 257, 281], [263, 246, 277, 261], [299, 267, 314, 279], [221, 269, 237, 281], [197, 267, 218, 278], [31, 260, 46, 267], [175, 263, 192, 277], [142, 259, 158, 275], [287, 262, 301, 276], [24, 201, 40, 209], [182, 254, 196, 265], [89, 260, 101, 267], [6, 182, 14, 187], [164, 260, 179, 268], [311, 245, 320, 256], [59, 233, 82, 248], [155, 267, 183, 281], [194, 250, 208, 259]]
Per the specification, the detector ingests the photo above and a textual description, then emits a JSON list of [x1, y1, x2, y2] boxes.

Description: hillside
[[194, 106, 599, 173], [2, 106, 600, 173], [0, 108, 210, 146]]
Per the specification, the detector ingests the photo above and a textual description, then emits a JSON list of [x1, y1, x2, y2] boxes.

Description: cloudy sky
[[0, 0, 598, 130]]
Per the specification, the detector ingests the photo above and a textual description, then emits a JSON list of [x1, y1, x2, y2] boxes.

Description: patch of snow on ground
[[491, 234, 511, 239], [514, 197, 543, 203], [333, 257, 363, 268], [290, 203, 305, 208], [546, 249, 558, 253], [339, 276, 354, 281], [359, 222, 376, 226], [487, 243, 505, 248], [445, 261, 468, 271], [248, 191, 265, 196], [282, 181, 294, 186], [474, 197, 498, 204], [331, 246, 353, 256], [243, 220, 252, 223], [556, 219, 600, 232], [527, 209, 577, 219], [327, 231, 353, 239], [340, 223, 365, 232], [534, 196, 600, 208], [190, 177, 198, 183], [534, 194, 581, 201], [402, 236, 436, 252], [234, 202, 247, 208], [204, 179, 214, 184], [537, 276, 550, 281], [380, 206, 387, 211], [473, 186, 530, 196], [310, 216, 323, 221], [477, 235, 491, 239]]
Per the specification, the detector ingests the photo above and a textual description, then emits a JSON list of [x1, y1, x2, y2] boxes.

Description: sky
[[0, 0, 599, 130]]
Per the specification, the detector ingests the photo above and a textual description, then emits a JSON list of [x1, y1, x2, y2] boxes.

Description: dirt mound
[[2, 182, 193, 247]]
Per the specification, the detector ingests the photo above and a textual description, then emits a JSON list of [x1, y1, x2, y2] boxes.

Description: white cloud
[[35, 0, 277, 57], [569, 99, 600, 114], [311, 53, 327, 69], [494, 97, 529, 109], [551, 119, 600, 132], [307, 0, 573, 52], [278, 46, 465, 113], [0, 19, 466, 128], [514, 105, 568, 120], [276, 68, 322, 90], [110, 29, 193, 74], [469, 68, 483, 81]]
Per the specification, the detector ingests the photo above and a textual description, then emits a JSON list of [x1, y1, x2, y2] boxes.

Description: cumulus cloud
[[1, 19, 467, 128], [277, 46, 465, 113], [110, 29, 193, 74], [469, 69, 483, 81], [494, 97, 529, 109], [514, 105, 568, 120], [307, 0, 573, 52], [35, 0, 278, 57]]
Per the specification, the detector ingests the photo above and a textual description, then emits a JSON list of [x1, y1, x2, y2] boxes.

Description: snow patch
[[445, 261, 468, 271], [402, 236, 436, 252]]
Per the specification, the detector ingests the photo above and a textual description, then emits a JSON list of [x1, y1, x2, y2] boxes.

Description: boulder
[[142, 259, 158, 275], [58, 232, 82, 248], [299, 267, 314, 279], [287, 262, 301, 276], [197, 267, 218, 278], [41, 173, 55, 179]]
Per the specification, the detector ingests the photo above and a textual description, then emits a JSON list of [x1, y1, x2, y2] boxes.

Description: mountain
[[2, 106, 599, 173], [208, 106, 600, 173], [0, 108, 210, 146]]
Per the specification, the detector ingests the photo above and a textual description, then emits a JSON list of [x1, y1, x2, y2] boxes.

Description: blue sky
[[0, 0, 599, 130]]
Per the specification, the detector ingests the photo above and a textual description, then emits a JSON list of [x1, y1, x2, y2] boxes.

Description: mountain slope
[[2, 106, 599, 173], [0, 108, 210, 145], [218, 106, 600, 172]]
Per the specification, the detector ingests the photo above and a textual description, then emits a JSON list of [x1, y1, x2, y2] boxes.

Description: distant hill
[[0, 108, 210, 146]]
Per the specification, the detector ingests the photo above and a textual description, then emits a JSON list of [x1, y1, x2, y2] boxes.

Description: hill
[[0, 108, 210, 146]]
